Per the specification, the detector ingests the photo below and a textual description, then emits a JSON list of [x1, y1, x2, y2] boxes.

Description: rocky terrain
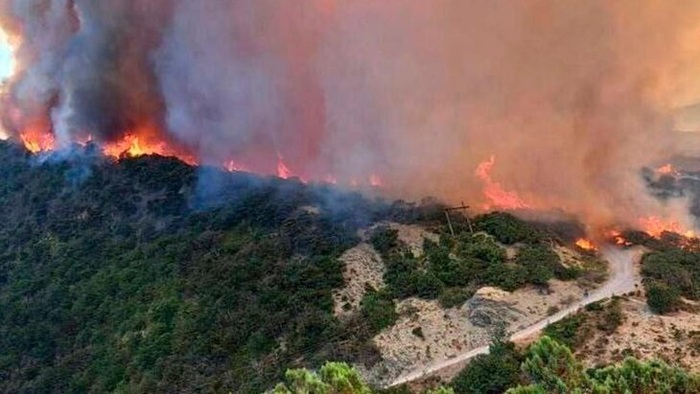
[[578, 296, 700, 373], [333, 223, 439, 317], [332, 221, 603, 386]]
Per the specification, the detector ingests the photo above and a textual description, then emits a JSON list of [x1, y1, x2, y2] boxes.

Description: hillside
[[2, 141, 696, 393], [0, 142, 448, 393]]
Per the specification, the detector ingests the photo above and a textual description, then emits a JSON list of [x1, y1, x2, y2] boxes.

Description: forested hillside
[[4, 141, 689, 393], [0, 142, 443, 392]]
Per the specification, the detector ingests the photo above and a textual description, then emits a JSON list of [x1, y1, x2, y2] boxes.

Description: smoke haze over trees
[[3, 1, 700, 230]]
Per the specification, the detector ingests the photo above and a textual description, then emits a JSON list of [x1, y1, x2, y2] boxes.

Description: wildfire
[[656, 163, 677, 176], [575, 238, 597, 251], [606, 230, 631, 246], [637, 216, 695, 238], [276, 156, 292, 179], [475, 155, 530, 210], [101, 132, 197, 165], [20, 130, 55, 153]]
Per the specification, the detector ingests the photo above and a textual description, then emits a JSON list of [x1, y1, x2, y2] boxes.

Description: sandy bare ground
[[364, 280, 586, 386], [332, 243, 385, 317], [387, 246, 643, 387], [579, 297, 700, 373], [333, 223, 439, 317]]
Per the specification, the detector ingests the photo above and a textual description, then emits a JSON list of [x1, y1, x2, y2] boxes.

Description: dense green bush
[[381, 227, 578, 303], [646, 282, 681, 314], [509, 336, 700, 393], [452, 339, 523, 394], [370, 226, 400, 259], [542, 315, 585, 349], [641, 248, 700, 313], [360, 290, 399, 334], [473, 212, 543, 245]]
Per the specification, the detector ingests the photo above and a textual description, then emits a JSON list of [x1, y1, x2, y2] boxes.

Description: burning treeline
[[2, 1, 700, 237]]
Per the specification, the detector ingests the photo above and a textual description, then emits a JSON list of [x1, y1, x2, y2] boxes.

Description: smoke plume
[[3, 0, 700, 231]]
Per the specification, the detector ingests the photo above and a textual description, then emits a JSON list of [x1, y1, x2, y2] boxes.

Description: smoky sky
[[3, 0, 700, 230]]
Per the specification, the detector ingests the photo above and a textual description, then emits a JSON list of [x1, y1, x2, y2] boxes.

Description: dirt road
[[388, 246, 642, 387]]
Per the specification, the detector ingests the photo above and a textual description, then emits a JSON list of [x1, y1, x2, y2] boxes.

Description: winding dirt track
[[388, 246, 641, 387]]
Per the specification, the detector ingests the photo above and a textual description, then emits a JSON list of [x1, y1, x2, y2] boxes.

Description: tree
[[360, 290, 398, 333], [451, 327, 522, 394], [508, 336, 700, 393], [272, 362, 372, 394], [518, 336, 586, 393], [646, 282, 680, 314]]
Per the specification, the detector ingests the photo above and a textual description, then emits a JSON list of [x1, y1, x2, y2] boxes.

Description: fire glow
[[6, 1, 700, 243], [475, 156, 530, 211], [575, 238, 597, 251], [19, 128, 386, 187], [638, 216, 696, 239], [656, 163, 678, 176]]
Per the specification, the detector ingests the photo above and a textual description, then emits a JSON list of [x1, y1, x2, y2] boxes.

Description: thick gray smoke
[[0, 0, 172, 146], [3, 0, 700, 231]]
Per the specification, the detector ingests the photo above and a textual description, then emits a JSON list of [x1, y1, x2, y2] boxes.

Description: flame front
[[475, 155, 530, 211], [575, 238, 596, 251], [101, 128, 197, 165], [638, 216, 696, 239], [276, 157, 292, 179], [606, 230, 630, 246], [20, 129, 55, 153]]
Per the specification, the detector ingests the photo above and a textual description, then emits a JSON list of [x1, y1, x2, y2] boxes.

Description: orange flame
[[20, 130, 54, 153], [637, 216, 695, 238], [102, 132, 197, 165], [475, 155, 530, 210], [656, 163, 677, 176], [606, 230, 630, 246], [575, 238, 597, 251], [15, 125, 389, 187], [276, 157, 292, 179]]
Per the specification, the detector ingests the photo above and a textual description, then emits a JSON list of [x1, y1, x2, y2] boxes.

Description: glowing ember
[[656, 163, 677, 176], [224, 160, 247, 172], [475, 155, 530, 210], [575, 238, 597, 251], [369, 174, 383, 187], [276, 157, 292, 179]]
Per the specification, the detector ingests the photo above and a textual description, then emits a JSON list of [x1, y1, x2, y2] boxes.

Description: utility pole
[[444, 201, 473, 236]]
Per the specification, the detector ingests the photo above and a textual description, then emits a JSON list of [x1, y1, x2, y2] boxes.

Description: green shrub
[[370, 226, 399, 258], [439, 287, 474, 309], [646, 282, 681, 314], [543, 315, 585, 349], [452, 340, 522, 394], [360, 290, 398, 333], [473, 212, 542, 245]]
